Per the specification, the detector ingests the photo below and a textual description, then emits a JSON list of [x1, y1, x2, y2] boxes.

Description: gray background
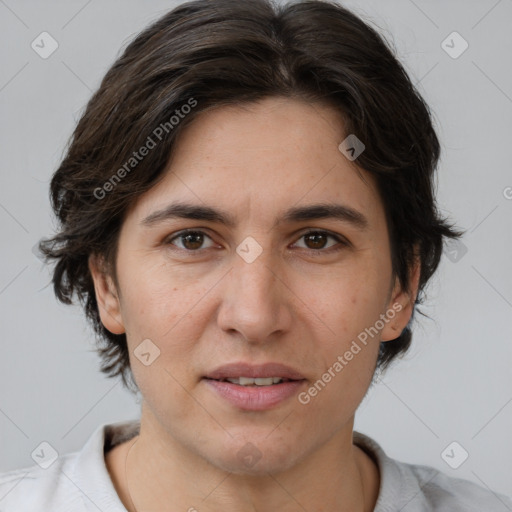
[[1, 0, 511, 500]]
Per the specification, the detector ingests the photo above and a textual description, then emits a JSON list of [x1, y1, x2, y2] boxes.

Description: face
[[90, 97, 417, 474]]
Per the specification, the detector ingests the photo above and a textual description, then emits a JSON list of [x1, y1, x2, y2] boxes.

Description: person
[[1, 0, 510, 511]]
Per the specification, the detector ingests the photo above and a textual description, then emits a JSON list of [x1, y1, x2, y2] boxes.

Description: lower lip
[[204, 379, 306, 411]]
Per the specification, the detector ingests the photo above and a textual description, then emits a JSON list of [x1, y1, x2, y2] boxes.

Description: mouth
[[205, 362, 306, 381], [212, 376, 293, 386], [203, 363, 307, 410]]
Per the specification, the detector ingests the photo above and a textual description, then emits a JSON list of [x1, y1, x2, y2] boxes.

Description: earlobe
[[88, 254, 125, 335], [380, 255, 421, 342]]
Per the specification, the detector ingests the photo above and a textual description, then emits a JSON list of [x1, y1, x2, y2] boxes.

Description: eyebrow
[[141, 201, 369, 231]]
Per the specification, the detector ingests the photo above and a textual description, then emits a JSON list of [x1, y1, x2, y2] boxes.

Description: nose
[[216, 248, 292, 344]]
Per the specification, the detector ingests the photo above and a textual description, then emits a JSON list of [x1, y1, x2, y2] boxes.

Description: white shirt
[[0, 419, 510, 511]]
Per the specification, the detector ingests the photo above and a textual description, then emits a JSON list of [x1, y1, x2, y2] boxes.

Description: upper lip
[[205, 362, 305, 381]]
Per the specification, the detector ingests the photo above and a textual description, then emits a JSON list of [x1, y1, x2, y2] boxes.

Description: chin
[[204, 435, 307, 476]]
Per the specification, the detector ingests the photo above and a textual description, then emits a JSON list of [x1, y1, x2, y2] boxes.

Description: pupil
[[306, 233, 326, 249], [183, 233, 203, 250]]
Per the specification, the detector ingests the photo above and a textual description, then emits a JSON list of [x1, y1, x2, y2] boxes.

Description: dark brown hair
[[39, 0, 462, 393]]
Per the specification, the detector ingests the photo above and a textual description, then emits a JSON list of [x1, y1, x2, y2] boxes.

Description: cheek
[[120, 268, 220, 384], [314, 263, 390, 338], [118, 256, 202, 336], [301, 284, 383, 420], [301, 258, 389, 397]]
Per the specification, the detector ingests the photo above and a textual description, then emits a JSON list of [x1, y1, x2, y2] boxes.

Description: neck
[[120, 414, 379, 512]]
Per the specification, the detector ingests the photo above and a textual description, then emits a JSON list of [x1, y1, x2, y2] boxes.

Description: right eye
[[165, 230, 217, 253]]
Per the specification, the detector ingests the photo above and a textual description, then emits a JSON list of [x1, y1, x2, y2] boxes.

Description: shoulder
[[403, 461, 512, 511], [0, 420, 139, 512], [0, 454, 86, 512], [353, 431, 512, 512]]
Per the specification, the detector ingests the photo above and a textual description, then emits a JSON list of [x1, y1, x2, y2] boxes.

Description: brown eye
[[167, 230, 214, 251], [304, 232, 329, 249], [181, 232, 204, 250], [294, 230, 347, 253]]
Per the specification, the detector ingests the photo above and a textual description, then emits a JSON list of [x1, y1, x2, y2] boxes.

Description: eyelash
[[164, 229, 348, 256]]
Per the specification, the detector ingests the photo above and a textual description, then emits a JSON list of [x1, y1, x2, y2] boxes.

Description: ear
[[88, 254, 125, 335], [380, 250, 421, 342]]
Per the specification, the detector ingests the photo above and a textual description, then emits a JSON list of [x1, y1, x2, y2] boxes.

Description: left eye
[[294, 231, 344, 251], [166, 230, 345, 252]]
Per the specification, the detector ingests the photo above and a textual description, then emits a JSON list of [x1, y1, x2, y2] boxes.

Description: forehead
[[127, 97, 386, 231]]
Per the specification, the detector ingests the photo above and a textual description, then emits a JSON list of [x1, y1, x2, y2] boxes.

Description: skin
[[90, 97, 420, 512]]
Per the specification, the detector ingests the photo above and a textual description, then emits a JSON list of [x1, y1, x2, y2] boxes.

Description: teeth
[[225, 377, 284, 386], [255, 377, 274, 386]]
